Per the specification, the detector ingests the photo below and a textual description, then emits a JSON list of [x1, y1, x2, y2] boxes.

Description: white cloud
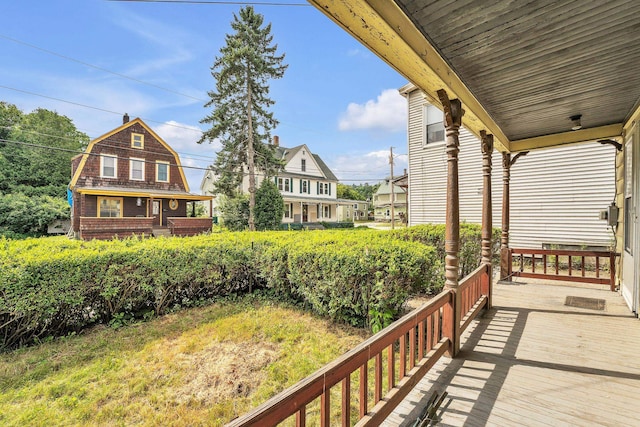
[[338, 89, 407, 132], [330, 150, 408, 184]]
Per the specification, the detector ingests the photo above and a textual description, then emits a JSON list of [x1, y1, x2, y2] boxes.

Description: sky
[[1, 0, 409, 192]]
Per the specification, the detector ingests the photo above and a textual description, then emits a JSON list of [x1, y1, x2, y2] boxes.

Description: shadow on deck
[[385, 280, 640, 427]]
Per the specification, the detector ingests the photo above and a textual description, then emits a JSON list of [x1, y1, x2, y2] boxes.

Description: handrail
[[226, 290, 454, 426], [458, 264, 489, 333], [509, 248, 619, 291]]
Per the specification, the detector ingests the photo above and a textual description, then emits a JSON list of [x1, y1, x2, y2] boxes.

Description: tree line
[[0, 102, 89, 238]]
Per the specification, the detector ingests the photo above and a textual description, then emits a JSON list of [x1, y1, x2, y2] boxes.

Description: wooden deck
[[384, 280, 640, 426]]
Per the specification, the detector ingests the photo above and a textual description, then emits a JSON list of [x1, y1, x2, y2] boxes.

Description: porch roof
[[310, 1, 640, 153], [75, 186, 212, 201]]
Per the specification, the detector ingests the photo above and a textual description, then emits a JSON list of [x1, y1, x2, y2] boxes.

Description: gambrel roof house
[[202, 137, 352, 224], [69, 115, 212, 240]]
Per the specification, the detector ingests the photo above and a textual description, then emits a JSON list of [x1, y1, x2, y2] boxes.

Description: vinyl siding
[[406, 88, 615, 249]]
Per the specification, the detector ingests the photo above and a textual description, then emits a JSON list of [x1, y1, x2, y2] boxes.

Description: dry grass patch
[[173, 341, 278, 404], [0, 296, 368, 426]]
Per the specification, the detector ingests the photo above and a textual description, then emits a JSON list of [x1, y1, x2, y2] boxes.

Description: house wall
[[74, 121, 186, 192], [405, 88, 615, 249]]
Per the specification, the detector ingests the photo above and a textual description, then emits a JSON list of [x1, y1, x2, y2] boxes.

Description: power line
[[1, 125, 215, 163], [0, 33, 206, 102], [0, 137, 211, 172], [0, 84, 205, 133]]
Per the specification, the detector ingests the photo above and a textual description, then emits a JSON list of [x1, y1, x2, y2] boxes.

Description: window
[[156, 161, 169, 182], [347, 210, 350, 218], [301, 180, 308, 193], [284, 203, 292, 218], [319, 182, 324, 195], [97, 197, 122, 217], [353, 203, 358, 209], [131, 133, 144, 149], [301, 158, 306, 172], [278, 178, 290, 192], [100, 154, 117, 178], [324, 183, 329, 195], [130, 158, 144, 181], [425, 104, 445, 145], [324, 205, 331, 218]]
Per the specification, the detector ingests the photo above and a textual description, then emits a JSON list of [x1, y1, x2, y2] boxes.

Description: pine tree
[[199, 6, 287, 231]]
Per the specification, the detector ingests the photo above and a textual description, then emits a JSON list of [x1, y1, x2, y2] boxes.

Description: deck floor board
[[384, 280, 640, 426]]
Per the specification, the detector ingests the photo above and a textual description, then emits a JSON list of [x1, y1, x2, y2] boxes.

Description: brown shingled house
[[68, 115, 212, 240]]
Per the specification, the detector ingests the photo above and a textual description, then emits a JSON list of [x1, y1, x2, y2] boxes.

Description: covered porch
[[385, 279, 640, 426], [225, 1, 639, 425]]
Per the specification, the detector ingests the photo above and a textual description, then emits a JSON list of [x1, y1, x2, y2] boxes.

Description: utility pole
[[390, 146, 395, 230]]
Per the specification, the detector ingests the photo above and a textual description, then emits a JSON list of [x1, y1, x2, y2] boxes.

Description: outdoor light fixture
[[136, 197, 142, 207], [570, 114, 582, 131]]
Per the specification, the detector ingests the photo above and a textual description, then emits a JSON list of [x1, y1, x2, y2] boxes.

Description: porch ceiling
[[309, 0, 640, 152]]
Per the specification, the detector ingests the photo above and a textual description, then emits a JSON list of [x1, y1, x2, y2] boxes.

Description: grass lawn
[[0, 295, 369, 426]]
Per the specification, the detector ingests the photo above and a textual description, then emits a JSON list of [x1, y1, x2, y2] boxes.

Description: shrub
[[0, 230, 440, 350]]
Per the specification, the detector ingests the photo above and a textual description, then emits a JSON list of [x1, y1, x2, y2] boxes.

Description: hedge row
[[1, 229, 439, 350], [1, 223, 495, 351], [388, 223, 501, 277]]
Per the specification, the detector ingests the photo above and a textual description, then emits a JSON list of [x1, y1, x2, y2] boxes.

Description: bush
[[388, 223, 501, 278], [0, 230, 440, 350]]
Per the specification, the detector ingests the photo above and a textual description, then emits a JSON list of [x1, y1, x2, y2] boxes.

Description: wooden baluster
[[296, 407, 306, 427], [399, 333, 407, 378], [596, 256, 600, 278], [359, 362, 367, 418], [341, 376, 350, 427], [556, 255, 559, 276], [375, 353, 382, 402], [610, 252, 616, 291], [387, 344, 395, 391], [532, 254, 536, 273], [418, 320, 425, 360], [320, 389, 330, 427], [569, 255, 572, 276], [543, 254, 547, 274], [426, 314, 434, 352], [581, 256, 586, 277]]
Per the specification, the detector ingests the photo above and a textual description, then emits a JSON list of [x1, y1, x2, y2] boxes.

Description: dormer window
[[132, 133, 144, 149], [301, 158, 306, 172]]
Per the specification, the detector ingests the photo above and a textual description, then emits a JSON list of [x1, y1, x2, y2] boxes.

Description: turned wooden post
[[500, 151, 528, 281], [480, 131, 493, 308], [437, 89, 464, 356]]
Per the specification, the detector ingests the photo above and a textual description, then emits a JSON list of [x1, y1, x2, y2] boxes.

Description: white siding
[[406, 88, 615, 249]]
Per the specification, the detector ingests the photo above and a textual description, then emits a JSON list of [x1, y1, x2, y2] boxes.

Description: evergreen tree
[[254, 179, 284, 230], [199, 6, 287, 231]]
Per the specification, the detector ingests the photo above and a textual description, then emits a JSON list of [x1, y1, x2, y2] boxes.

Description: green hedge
[[0, 223, 496, 351], [0, 230, 438, 350], [388, 223, 501, 277]]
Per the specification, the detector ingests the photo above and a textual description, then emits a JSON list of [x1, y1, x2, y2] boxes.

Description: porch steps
[[305, 223, 325, 230], [152, 228, 172, 237]]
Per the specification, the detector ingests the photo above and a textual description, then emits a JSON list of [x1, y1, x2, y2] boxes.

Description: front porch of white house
[[282, 196, 355, 224]]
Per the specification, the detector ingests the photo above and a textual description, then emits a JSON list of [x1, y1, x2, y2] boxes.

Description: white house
[[400, 83, 616, 250], [200, 137, 343, 224]]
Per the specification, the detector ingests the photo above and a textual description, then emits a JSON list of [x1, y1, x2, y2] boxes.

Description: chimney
[[404, 168, 407, 175], [273, 135, 279, 147], [123, 113, 130, 124]]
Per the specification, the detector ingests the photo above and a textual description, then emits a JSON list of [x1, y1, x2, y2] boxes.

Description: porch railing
[[458, 264, 490, 334], [226, 265, 490, 426], [508, 248, 618, 291]]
